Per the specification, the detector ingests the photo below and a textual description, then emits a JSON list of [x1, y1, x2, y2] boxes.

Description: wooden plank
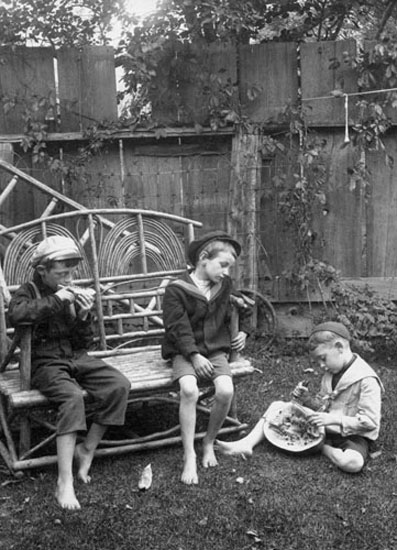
[[0, 127, 235, 144], [0, 47, 56, 134], [149, 48, 179, 125], [257, 138, 299, 283], [301, 40, 358, 126], [57, 46, 117, 132], [366, 135, 397, 276], [239, 42, 299, 123], [178, 42, 238, 125], [181, 151, 231, 231], [311, 129, 364, 277]]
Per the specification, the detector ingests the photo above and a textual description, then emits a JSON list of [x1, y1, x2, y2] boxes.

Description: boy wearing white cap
[[9, 236, 130, 510], [162, 230, 252, 485], [216, 321, 383, 473]]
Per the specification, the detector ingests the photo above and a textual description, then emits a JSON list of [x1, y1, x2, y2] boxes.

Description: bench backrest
[[0, 208, 202, 354]]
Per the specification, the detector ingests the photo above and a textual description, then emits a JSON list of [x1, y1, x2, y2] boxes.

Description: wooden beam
[[0, 126, 235, 144]]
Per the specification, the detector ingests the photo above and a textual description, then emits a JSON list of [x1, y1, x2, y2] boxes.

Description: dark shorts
[[325, 433, 370, 461], [172, 352, 232, 382]]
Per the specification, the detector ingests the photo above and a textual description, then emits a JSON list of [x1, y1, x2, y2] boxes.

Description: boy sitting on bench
[[9, 236, 130, 510], [162, 230, 251, 485]]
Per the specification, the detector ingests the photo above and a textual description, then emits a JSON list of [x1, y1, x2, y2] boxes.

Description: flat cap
[[31, 236, 82, 267], [188, 230, 241, 265], [310, 321, 351, 341]]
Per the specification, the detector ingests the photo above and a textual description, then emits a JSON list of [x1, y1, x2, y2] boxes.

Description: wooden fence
[[1, 41, 397, 324]]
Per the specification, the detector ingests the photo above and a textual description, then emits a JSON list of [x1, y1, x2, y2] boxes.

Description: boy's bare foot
[[202, 440, 218, 468], [214, 439, 253, 459], [181, 454, 198, 485], [55, 479, 81, 510], [75, 442, 94, 484]]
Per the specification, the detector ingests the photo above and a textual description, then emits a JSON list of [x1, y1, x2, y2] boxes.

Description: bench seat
[[0, 347, 254, 409]]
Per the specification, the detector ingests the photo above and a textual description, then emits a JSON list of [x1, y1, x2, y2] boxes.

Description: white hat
[[31, 236, 82, 267]]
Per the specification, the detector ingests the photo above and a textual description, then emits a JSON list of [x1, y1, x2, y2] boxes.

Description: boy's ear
[[334, 340, 344, 352], [36, 265, 46, 276], [198, 250, 209, 262]]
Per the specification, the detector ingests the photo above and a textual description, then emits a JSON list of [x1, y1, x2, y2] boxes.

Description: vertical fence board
[[366, 136, 397, 276], [0, 47, 56, 134], [258, 146, 298, 282], [301, 40, 358, 126], [182, 152, 231, 232], [149, 48, 180, 126], [311, 131, 364, 276], [151, 42, 237, 126], [239, 42, 299, 123], [178, 42, 238, 125], [57, 46, 118, 132]]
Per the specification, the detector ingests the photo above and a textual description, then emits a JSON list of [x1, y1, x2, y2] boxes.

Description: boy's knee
[[179, 380, 199, 402], [337, 450, 365, 473], [215, 378, 234, 403], [63, 387, 85, 407]]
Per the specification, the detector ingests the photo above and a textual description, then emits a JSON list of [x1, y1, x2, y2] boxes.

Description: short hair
[[199, 240, 238, 262], [308, 330, 349, 351]]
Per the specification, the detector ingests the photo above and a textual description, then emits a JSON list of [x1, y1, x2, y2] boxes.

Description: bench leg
[[0, 396, 18, 470], [18, 415, 32, 458]]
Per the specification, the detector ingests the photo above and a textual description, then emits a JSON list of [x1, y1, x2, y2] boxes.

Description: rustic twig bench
[[0, 208, 254, 473]]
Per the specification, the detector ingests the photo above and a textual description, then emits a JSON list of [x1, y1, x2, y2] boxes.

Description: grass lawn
[[0, 342, 396, 550]]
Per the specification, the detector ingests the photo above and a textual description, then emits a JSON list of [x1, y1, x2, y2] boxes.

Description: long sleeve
[[9, 281, 95, 352], [339, 377, 382, 437], [162, 286, 199, 358], [8, 283, 64, 325]]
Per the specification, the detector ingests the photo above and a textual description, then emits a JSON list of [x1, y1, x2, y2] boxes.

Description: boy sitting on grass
[[216, 321, 383, 473], [162, 230, 251, 485], [9, 236, 130, 510]]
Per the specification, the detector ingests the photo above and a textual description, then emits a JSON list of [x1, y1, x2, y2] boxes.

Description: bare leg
[[56, 432, 80, 510], [322, 444, 364, 473], [179, 375, 199, 485], [215, 417, 266, 458], [202, 375, 234, 468], [75, 423, 107, 483]]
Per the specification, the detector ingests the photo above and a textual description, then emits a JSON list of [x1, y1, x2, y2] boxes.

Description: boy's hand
[[307, 411, 340, 428], [191, 353, 214, 379], [291, 381, 309, 400], [55, 287, 76, 303], [75, 293, 95, 320], [231, 331, 247, 352]]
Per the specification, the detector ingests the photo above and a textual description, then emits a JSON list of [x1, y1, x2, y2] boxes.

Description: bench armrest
[[0, 324, 32, 391]]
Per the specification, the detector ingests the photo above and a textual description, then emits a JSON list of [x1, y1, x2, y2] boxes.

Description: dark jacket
[[161, 271, 251, 360], [8, 272, 94, 361]]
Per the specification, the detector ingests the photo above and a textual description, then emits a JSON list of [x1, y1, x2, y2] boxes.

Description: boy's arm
[[338, 377, 382, 436], [163, 286, 199, 358], [8, 284, 65, 325], [291, 383, 324, 411], [230, 291, 254, 337]]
